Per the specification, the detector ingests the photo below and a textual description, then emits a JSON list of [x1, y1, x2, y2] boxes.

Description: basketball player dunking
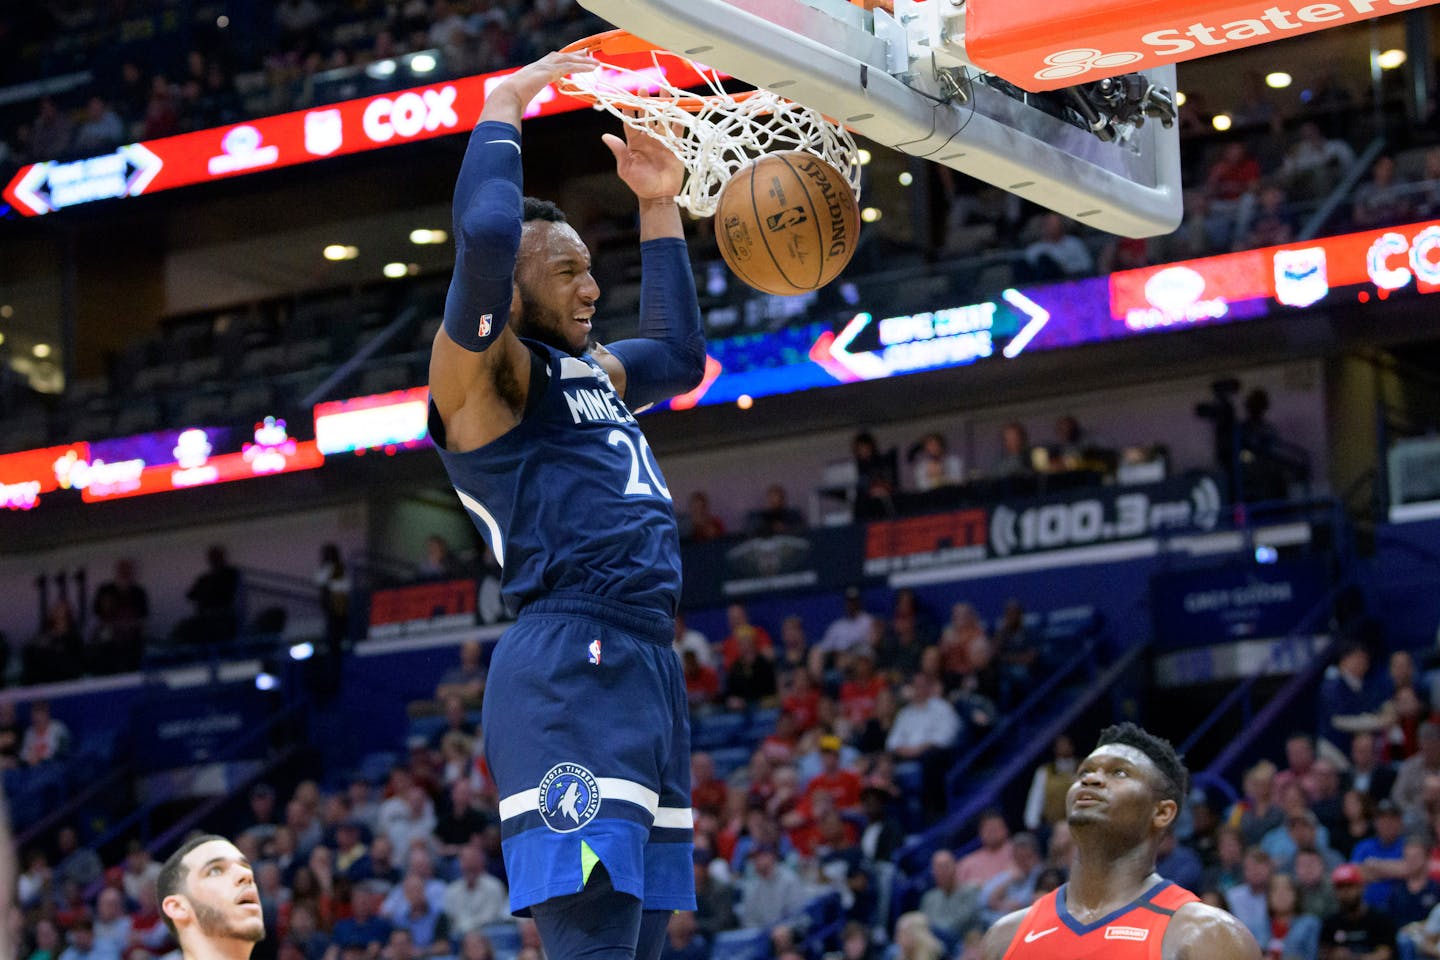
[[981, 723, 1260, 960], [427, 51, 705, 960], [157, 835, 265, 960]]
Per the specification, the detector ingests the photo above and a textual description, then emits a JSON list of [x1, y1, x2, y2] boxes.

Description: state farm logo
[[1036, 48, 1143, 82], [1036, 0, 1429, 79], [1125, 265, 1229, 329], [362, 86, 459, 143]]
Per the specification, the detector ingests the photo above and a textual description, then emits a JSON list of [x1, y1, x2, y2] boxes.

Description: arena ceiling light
[[0, 304, 12, 318], [0, 333, 6, 347], [324, 244, 359, 261], [367, 59, 398, 79], [32, 343, 50, 358], [861, 207, 882, 223], [1212, 114, 1233, 131], [1377, 49, 1407, 70], [410, 53, 438, 74], [1174, 91, 1187, 106], [409, 228, 449, 244], [1265, 72, 1292, 89], [898, 172, 913, 186]]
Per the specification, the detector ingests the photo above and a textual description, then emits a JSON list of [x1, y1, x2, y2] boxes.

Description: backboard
[[574, 0, 1184, 238]]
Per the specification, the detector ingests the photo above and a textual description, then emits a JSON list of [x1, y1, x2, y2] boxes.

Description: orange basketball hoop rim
[[556, 28, 862, 218], [560, 29, 765, 114]]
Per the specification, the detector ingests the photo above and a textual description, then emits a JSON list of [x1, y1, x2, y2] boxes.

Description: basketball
[[713, 151, 861, 296]]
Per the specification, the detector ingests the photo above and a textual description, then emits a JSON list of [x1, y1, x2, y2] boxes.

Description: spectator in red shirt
[[720, 604, 774, 670], [1206, 142, 1262, 202], [681, 491, 726, 543], [782, 670, 822, 732], [840, 650, 888, 726], [691, 753, 729, 818], [682, 650, 720, 710], [807, 735, 864, 811], [760, 713, 801, 765]]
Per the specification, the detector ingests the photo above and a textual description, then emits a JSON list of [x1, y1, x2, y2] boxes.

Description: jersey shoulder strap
[[1145, 883, 1200, 914], [1001, 891, 1063, 960]]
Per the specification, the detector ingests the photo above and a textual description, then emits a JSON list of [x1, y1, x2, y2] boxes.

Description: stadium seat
[[481, 922, 521, 956], [746, 707, 781, 740], [358, 750, 401, 784], [711, 927, 770, 960], [708, 746, 754, 779], [692, 712, 747, 750]]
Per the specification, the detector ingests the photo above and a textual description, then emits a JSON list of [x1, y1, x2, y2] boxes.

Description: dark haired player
[[157, 834, 264, 960], [981, 723, 1260, 959], [427, 51, 705, 960]]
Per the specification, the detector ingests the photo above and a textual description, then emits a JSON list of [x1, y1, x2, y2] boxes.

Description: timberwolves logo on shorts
[[537, 762, 602, 833]]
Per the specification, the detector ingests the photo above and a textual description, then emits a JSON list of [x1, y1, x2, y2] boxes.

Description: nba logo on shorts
[[305, 109, 343, 156], [588, 639, 602, 665], [1273, 247, 1328, 308], [537, 763, 601, 832], [478, 314, 493, 338]]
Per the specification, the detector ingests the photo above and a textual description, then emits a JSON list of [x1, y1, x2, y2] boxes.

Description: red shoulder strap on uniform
[[1002, 890, 1062, 960], [1149, 883, 1200, 912]]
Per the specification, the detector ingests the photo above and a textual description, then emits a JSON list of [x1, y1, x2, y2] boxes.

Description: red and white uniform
[[1003, 881, 1199, 960]]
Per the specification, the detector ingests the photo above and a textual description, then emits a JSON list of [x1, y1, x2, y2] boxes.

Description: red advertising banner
[[0, 442, 90, 510], [1109, 218, 1440, 327], [368, 578, 477, 639], [4, 58, 714, 217], [967, 0, 1440, 92]]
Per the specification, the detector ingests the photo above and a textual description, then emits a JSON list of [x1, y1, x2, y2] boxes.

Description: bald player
[[158, 835, 265, 960], [981, 723, 1260, 960]]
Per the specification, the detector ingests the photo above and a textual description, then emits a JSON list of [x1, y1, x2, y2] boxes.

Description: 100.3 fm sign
[[986, 473, 1224, 557], [862, 472, 1225, 576]]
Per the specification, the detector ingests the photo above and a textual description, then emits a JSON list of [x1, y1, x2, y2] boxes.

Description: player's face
[[514, 221, 599, 357], [1067, 744, 1176, 839], [166, 840, 265, 944]]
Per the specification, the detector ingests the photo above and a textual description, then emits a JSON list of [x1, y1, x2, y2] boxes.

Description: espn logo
[[1104, 926, 1149, 942]]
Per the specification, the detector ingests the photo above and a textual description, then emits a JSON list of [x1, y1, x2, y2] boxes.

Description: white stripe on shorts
[[652, 806, 694, 830], [499, 776, 662, 822]]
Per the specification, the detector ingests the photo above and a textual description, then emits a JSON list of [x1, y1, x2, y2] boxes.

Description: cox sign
[[1367, 226, 1440, 291], [361, 86, 460, 143]]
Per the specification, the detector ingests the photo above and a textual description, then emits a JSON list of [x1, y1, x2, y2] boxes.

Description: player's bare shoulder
[[1163, 901, 1261, 960], [979, 908, 1030, 960]]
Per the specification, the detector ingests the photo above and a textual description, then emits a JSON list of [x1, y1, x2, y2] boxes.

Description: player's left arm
[[1164, 902, 1262, 960], [592, 120, 706, 407]]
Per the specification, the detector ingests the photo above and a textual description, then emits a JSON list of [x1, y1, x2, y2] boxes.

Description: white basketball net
[[559, 52, 862, 218]]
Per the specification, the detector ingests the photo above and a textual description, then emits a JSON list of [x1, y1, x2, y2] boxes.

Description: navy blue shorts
[[483, 594, 696, 914]]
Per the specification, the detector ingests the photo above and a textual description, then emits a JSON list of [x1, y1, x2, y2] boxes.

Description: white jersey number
[[607, 429, 672, 501]]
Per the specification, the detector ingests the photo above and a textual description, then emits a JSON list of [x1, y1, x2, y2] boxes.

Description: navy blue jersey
[[429, 340, 682, 617]]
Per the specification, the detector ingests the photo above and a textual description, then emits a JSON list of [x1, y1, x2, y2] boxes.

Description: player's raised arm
[[595, 121, 706, 407], [429, 52, 596, 445]]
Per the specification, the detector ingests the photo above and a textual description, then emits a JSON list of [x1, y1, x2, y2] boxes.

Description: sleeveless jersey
[[1002, 880, 1199, 960], [430, 340, 682, 616]]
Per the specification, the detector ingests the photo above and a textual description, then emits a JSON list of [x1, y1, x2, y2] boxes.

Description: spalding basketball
[[714, 151, 860, 296]]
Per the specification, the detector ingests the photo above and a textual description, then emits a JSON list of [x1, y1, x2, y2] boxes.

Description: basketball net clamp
[[559, 31, 862, 218]]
